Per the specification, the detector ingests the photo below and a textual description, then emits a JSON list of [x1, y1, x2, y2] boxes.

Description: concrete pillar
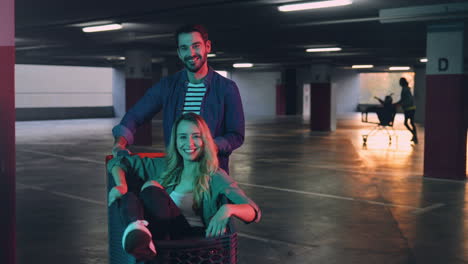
[[284, 68, 298, 115], [309, 65, 336, 131], [112, 67, 126, 118], [276, 84, 286, 115], [424, 22, 467, 180], [414, 67, 426, 124], [125, 50, 153, 146], [0, 0, 16, 262]]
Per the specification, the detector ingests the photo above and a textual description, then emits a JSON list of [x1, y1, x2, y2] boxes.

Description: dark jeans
[[404, 109, 415, 120], [403, 109, 417, 139], [117, 176, 204, 240]]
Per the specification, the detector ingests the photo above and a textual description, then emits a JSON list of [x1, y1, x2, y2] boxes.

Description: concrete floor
[[15, 113, 468, 264]]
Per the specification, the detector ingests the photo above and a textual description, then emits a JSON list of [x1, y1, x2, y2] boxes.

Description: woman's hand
[[111, 137, 131, 157], [206, 204, 231, 237], [108, 184, 128, 206]]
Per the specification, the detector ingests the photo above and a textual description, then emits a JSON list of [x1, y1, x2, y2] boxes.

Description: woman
[[395, 77, 418, 143], [107, 113, 261, 261]]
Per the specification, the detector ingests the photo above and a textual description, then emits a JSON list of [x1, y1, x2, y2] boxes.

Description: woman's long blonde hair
[[161, 113, 219, 210]]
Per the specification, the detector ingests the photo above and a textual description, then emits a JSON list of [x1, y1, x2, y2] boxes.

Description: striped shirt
[[183, 82, 206, 115]]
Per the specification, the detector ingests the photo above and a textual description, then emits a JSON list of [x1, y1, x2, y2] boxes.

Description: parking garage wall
[[230, 71, 281, 120], [15, 64, 114, 121], [296, 67, 360, 117], [332, 69, 361, 115], [112, 67, 126, 118]]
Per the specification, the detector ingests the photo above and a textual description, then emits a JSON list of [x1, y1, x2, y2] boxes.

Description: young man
[[112, 24, 244, 173], [396, 77, 418, 143]]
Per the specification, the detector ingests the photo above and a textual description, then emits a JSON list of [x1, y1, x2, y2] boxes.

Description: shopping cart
[[361, 105, 397, 146], [106, 153, 237, 264]]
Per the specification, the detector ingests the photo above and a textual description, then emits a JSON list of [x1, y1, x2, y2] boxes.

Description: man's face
[[177, 31, 211, 73]]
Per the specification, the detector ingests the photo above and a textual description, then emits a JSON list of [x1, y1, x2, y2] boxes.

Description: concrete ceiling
[[15, 0, 468, 70]]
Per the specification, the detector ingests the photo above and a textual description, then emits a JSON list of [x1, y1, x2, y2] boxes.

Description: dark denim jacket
[[112, 67, 245, 171]]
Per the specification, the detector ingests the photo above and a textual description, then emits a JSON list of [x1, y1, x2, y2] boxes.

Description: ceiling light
[[352, 65, 374, 69], [82, 24, 122, 33], [420, 58, 428, 63], [151, 57, 165, 63], [233, 63, 253, 68], [208, 53, 217, 57], [279, 0, 353, 12], [306, 47, 341, 52], [106, 56, 125, 61], [389, 66, 411, 71]]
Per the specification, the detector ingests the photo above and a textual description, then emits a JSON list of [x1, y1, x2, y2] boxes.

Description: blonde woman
[[107, 113, 261, 261]]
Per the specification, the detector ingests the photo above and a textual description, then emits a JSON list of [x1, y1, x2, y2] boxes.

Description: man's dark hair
[[399, 77, 408, 86], [175, 24, 209, 47]]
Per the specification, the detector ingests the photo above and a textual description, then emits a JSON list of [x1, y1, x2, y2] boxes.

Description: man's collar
[[203, 67, 214, 85], [181, 66, 214, 85]]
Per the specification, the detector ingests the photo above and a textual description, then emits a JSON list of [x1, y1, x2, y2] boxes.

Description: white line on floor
[[17, 149, 104, 165], [16, 182, 308, 248], [237, 233, 318, 250], [238, 182, 444, 213], [17, 183, 106, 206], [18, 149, 445, 214], [412, 203, 445, 215]]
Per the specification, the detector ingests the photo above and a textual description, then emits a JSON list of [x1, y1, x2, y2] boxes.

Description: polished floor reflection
[[15, 113, 468, 264]]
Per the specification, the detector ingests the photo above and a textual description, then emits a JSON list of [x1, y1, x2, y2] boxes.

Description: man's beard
[[184, 54, 207, 73]]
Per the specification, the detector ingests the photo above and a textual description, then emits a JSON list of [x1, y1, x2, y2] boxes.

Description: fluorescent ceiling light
[[420, 58, 428, 63], [389, 66, 411, 71], [215, 70, 228, 77], [82, 24, 122, 33], [151, 57, 165, 63], [233, 63, 253, 68], [208, 53, 217, 57], [107, 56, 125, 61], [306, 47, 341, 52], [352, 65, 374, 69], [279, 0, 353, 12]]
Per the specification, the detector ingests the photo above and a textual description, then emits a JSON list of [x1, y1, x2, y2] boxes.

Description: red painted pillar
[[424, 23, 467, 180], [310, 83, 331, 131], [309, 65, 335, 131], [276, 84, 286, 115], [0, 0, 16, 263], [125, 50, 153, 146]]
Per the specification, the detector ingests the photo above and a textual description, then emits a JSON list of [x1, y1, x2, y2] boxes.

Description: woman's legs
[[119, 192, 145, 226], [118, 182, 194, 240], [404, 110, 418, 142], [117, 183, 193, 260], [112, 161, 145, 226], [139, 185, 192, 240], [118, 192, 156, 261], [410, 117, 418, 142]]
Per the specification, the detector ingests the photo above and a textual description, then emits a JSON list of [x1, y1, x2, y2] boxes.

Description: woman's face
[[176, 120, 204, 162]]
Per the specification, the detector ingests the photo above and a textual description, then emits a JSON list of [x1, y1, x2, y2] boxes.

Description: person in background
[[395, 77, 418, 143], [372, 94, 396, 126]]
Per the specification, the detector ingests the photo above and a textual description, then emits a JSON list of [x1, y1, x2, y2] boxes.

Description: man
[[395, 77, 418, 143], [112, 24, 244, 173]]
